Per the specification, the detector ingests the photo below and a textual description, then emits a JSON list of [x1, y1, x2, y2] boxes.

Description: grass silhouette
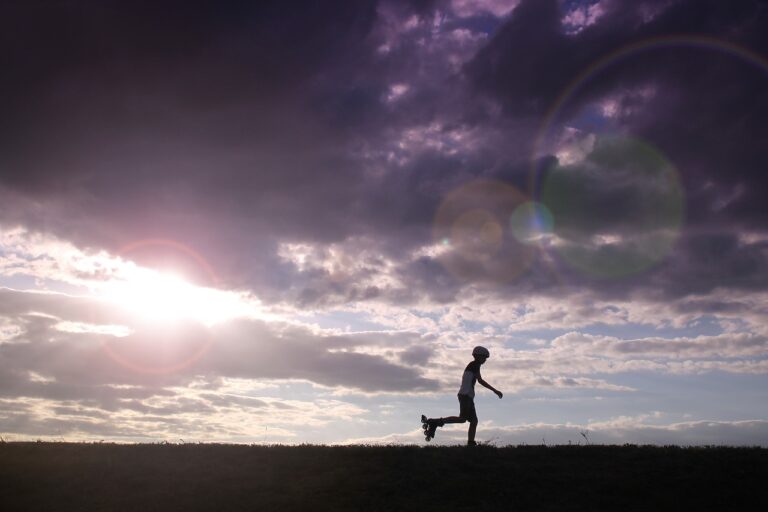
[[1, 442, 767, 511]]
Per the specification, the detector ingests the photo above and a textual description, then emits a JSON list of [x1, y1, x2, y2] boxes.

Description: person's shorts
[[458, 394, 478, 423]]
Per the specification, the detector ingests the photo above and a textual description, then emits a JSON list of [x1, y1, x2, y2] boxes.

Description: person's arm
[[478, 377, 503, 398]]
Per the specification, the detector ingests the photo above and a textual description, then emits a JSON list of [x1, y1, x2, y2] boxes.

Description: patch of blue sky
[[412, 310, 443, 322], [507, 387, 640, 425], [0, 274, 40, 290], [717, 317, 755, 334], [457, 319, 495, 333], [0, 274, 90, 296], [504, 317, 726, 347], [293, 310, 391, 333], [447, 12, 503, 36], [240, 381, 327, 401], [581, 317, 725, 338], [561, 0, 601, 10], [0, 242, 87, 294], [494, 371, 768, 428], [593, 371, 768, 421], [565, 103, 615, 134]]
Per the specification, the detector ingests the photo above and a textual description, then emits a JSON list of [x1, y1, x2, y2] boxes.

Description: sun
[[99, 265, 256, 326], [104, 270, 196, 322]]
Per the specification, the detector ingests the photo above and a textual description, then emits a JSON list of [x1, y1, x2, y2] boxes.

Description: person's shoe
[[422, 415, 439, 441], [467, 440, 478, 446], [426, 420, 439, 439]]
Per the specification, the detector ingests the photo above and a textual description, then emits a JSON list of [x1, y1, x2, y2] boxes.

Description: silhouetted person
[[422, 346, 503, 446]]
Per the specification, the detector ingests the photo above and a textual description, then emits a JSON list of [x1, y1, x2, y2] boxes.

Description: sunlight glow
[[0, 228, 274, 328], [99, 265, 260, 326], [55, 321, 133, 338]]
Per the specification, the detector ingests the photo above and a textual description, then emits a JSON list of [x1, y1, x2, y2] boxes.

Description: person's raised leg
[[439, 416, 466, 425]]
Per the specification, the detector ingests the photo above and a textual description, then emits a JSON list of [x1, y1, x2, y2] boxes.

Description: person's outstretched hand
[[495, 390, 503, 399]]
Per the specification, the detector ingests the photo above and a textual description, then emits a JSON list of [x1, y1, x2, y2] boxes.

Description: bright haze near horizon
[[1, 0, 767, 446]]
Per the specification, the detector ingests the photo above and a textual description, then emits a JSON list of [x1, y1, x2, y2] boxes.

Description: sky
[[1, 0, 767, 446]]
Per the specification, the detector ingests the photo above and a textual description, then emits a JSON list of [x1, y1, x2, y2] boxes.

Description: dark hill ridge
[[1, 443, 767, 511]]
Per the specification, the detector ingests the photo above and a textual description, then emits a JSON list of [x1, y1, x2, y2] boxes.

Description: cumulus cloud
[[0, 285, 443, 439], [0, 393, 368, 442], [549, 331, 768, 359], [0, 287, 439, 392]]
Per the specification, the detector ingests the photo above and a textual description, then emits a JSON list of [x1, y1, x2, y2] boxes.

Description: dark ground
[[1, 442, 767, 511]]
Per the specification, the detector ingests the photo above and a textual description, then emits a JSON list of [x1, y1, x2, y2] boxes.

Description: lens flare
[[451, 209, 504, 259], [434, 179, 535, 283], [526, 36, 768, 278], [100, 322, 213, 375], [97, 239, 225, 374], [530, 35, 768, 184], [540, 136, 684, 278], [509, 202, 555, 245]]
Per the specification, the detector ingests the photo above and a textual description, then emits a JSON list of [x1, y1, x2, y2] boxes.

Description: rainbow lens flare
[[540, 136, 684, 278]]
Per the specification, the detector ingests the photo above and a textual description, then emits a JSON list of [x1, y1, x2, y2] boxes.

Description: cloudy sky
[[1, 0, 767, 445]]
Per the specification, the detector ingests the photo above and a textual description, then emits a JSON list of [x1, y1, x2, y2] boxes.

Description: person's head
[[472, 346, 490, 364]]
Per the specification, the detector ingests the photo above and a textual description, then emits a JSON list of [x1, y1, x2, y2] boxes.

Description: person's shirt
[[458, 360, 481, 398]]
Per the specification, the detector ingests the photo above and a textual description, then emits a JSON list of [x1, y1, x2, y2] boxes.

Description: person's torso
[[458, 361, 480, 398]]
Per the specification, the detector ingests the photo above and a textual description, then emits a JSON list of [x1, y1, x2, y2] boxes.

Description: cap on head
[[472, 346, 490, 358]]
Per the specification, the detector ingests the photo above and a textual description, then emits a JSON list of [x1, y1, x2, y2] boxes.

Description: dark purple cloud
[[0, 0, 766, 308], [468, 0, 768, 225]]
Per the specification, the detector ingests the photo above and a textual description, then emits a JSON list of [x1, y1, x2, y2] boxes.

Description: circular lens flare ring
[[434, 179, 537, 283], [97, 238, 228, 374], [531, 35, 768, 196], [101, 328, 213, 376], [540, 136, 685, 278], [117, 238, 220, 286], [523, 35, 766, 278], [509, 201, 555, 245]]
